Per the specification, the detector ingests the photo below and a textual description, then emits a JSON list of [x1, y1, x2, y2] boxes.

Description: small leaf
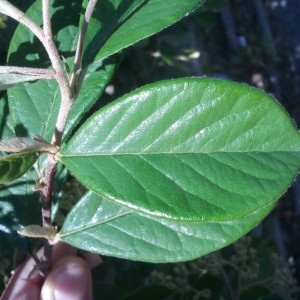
[[17, 225, 47, 238], [18, 225, 56, 239], [59, 191, 277, 262], [0, 137, 58, 154], [0, 152, 37, 183], [60, 78, 300, 222], [0, 73, 42, 90]]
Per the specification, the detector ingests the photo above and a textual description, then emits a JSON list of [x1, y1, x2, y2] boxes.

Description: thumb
[[41, 256, 92, 300]]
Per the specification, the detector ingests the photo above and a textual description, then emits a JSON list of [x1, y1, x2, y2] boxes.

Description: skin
[[0, 242, 101, 300]]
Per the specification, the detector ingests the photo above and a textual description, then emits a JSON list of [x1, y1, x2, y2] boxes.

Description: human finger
[[40, 256, 92, 300], [0, 248, 44, 300]]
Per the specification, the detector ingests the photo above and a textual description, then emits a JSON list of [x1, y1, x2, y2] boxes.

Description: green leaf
[[0, 94, 14, 138], [0, 96, 38, 184], [0, 152, 37, 184], [0, 172, 41, 252], [59, 191, 276, 262], [60, 78, 300, 222], [0, 73, 43, 91], [81, 0, 205, 64], [0, 95, 41, 251]]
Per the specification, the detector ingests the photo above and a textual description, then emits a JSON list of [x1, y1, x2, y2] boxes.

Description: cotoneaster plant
[[0, 0, 300, 280]]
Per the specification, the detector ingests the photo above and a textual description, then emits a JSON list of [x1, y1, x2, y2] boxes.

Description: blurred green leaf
[[0, 152, 37, 184]]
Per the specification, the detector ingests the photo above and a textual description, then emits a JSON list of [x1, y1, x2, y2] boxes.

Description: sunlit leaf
[[61, 78, 300, 222]]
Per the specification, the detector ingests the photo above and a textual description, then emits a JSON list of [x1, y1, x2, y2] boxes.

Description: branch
[[0, 66, 55, 78], [0, 1, 72, 144], [73, 0, 98, 75], [40, 0, 73, 146], [42, 0, 52, 37]]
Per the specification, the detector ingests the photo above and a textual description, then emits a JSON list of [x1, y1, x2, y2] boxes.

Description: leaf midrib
[[60, 150, 300, 157]]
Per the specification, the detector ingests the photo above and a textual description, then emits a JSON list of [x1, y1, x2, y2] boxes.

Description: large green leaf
[[81, 0, 205, 65], [60, 78, 300, 222], [59, 191, 276, 262]]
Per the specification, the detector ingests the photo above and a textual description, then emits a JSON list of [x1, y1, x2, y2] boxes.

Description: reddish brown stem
[[39, 156, 57, 272]]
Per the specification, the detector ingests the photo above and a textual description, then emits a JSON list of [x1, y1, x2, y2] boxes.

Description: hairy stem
[[42, 0, 52, 37], [41, 0, 73, 146], [37, 0, 75, 271], [73, 0, 98, 74], [40, 156, 57, 272], [71, 0, 98, 94]]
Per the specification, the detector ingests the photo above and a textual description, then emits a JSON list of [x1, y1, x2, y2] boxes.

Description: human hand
[[1, 242, 101, 300]]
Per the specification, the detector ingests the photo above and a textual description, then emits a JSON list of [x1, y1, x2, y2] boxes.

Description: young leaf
[[0, 137, 58, 154], [81, 0, 206, 65], [59, 191, 276, 262], [60, 78, 300, 222]]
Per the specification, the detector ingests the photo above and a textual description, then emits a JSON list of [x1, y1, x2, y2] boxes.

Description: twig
[[73, 0, 98, 76], [40, 0, 73, 146], [70, 0, 98, 97], [42, 0, 52, 37]]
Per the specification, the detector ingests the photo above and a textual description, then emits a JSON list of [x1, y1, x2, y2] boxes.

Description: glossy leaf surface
[[81, 0, 205, 64], [59, 191, 276, 262], [61, 78, 300, 222]]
